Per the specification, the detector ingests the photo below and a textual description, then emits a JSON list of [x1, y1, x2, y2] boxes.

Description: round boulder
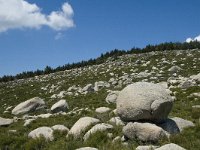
[[123, 122, 167, 142], [117, 82, 173, 122], [51, 99, 69, 113], [28, 127, 54, 141]]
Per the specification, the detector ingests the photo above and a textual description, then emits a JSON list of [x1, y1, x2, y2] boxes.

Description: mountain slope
[[0, 49, 200, 150]]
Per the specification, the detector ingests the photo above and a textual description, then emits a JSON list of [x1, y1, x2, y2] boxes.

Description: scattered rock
[[83, 123, 113, 141], [24, 119, 35, 126], [155, 143, 186, 150], [170, 117, 195, 132], [76, 147, 98, 150], [12, 97, 45, 115], [95, 107, 111, 114], [136, 145, 159, 150], [158, 118, 180, 134], [68, 117, 100, 138], [51, 99, 69, 113], [0, 117, 13, 126], [52, 125, 69, 132], [82, 84, 94, 92], [168, 66, 182, 73], [117, 82, 173, 122], [109, 117, 125, 126], [37, 113, 52, 118], [105, 91, 119, 104], [28, 127, 54, 141], [123, 122, 167, 142], [192, 105, 200, 109]]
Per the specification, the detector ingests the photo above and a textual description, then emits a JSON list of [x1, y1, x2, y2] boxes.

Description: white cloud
[[186, 35, 200, 43], [0, 0, 74, 32]]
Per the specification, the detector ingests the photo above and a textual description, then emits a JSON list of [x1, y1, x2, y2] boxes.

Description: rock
[[179, 80, 196, 89], [57, 91, 67, 98], [192, 105, 200, 109], [0, 117, 13, 126], [136, 72, 150, 78], [51, 99, 69, 113], [95, 107, 111, 113], [105, 91, 119, 104], [117, 82, 173, 122], [52, 125, 69, 132], [83, 123, 113, 141], [82, 84, 94, 92], [109, 117, 125, 126], [170, 117, 194, 132], [94, 81, 110, 91], [123, 122, 167, 142], [158, 118, 180, 134], [136, 145, 159, 150], [68, 117, 100, 138], [24, 119, 35, 126], [155, 143, 186, 150], [28, 127, 54, 141], [190, 73, 200, 82], [37, 113, 52, 118], [168, 66, 182, 73], [112, 136, 121, 143], [76, 147, 98, 150], [12, 97, 45, 115], [8, 130, 17, 133]]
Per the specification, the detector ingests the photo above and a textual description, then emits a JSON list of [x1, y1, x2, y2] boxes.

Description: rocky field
[[0, 49, 200, 150]]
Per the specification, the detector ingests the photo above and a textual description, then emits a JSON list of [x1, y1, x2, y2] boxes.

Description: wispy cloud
[[0, 0, 75, 32], [186, 35, 200, 43], [55, 32, 64, 40]]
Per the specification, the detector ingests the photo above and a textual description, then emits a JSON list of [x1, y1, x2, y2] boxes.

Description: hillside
[[0, 49, 200, 150]]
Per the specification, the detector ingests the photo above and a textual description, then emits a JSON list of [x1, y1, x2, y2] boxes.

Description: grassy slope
[[0, 49, 199, 150]]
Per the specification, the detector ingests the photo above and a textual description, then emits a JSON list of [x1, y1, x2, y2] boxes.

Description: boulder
[[83, 123, 113, 141], [12, 97, 45, 115], [105, 91, 119, 104], [170, 117, 194, 132], [158, 118, 180, 134], [24, 119, 35, 126], [94, 81, 110, 91], [51, 99, 69, 113], [117, 82, 173, 122], [168, 66, 182, 73], [95, 107, 111, 114], [28, 127, 54, 141], [190, 73, 200, 82], [123, 122, 167, 142], [76, 147, 98, 150], [109, 117, 125, 126], [0, 117, 13, 126], [82, 84, 94, 92], [68, 117, 100, 138], [158, 117, 194, 135], [51, 125, 69, 132], [136, 145, 159, 150], [155, 143, 186, 150]]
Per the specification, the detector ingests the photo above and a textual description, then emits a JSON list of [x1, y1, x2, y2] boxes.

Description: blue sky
[[0, 0, 200, 76]]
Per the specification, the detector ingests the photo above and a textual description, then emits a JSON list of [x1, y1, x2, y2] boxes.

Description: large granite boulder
[[117, 82, 173, 122], [12, 97, 45, 115]]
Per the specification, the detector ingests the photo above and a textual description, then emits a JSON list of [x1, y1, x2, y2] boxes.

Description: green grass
[[0, 49, 200, 149]]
